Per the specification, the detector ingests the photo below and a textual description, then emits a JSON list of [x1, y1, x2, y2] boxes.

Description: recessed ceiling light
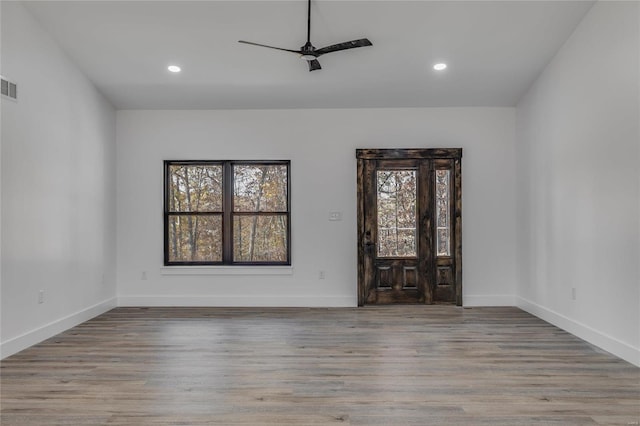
[[433, 63, 447, 71], [167, 65, 181, 73]]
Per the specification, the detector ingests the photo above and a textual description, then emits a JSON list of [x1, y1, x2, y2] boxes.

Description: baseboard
[[463, 294, 516, 306], [0, 297, 117, 359], [517, 296, 640, 367], [117, 295, 358, 308]]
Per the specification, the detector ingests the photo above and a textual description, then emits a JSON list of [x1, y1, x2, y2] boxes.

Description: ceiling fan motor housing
[[300, 42, 317, 60]]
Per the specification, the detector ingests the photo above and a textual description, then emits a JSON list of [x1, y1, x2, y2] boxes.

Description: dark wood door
[[357, 149, 462, 306]]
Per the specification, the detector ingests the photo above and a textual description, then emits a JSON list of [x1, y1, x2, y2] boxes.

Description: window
[[164, 161, 290, 265], [376, 169, 417, 258], [435, 169, 451, 257]]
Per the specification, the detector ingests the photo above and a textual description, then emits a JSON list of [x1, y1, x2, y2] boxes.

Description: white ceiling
[[24, 0, 595, 109]]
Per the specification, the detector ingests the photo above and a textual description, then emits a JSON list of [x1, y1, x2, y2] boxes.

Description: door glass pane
[[436, 170, 451, 256], [376, 170, 417, 257]]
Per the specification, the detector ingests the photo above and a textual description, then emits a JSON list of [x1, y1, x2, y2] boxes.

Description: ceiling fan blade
[[314, 39, 372, 56], [238, 40, 301, 54], [308, 59, 322, 71]]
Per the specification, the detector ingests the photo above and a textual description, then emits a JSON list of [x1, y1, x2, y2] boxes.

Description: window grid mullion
[[166, 211, 223, 215], [232, 211, 290, 215], [223, 162, 234, 264]]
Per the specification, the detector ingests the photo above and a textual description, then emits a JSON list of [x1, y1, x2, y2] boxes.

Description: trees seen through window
[[164, 161, 290, 265]]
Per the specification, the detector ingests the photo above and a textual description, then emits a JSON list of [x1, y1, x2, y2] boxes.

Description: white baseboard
[[118, 295, 358, 308], [517, 296, 640, 367], [463, 294, 516, 306], [0, 297, 117, 359]]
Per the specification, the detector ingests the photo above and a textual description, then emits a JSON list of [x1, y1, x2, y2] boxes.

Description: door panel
[[357, 149, 462, 306], [367, 259, 422, 304]]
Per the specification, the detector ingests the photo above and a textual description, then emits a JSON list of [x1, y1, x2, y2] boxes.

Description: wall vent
[[1, 76, 17, 101]]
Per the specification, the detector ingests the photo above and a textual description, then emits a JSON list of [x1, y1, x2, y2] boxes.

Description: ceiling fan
[[238, 0, 372, 71]]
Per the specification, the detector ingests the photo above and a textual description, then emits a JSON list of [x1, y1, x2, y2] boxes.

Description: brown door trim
[[356, 148, 462, 160]]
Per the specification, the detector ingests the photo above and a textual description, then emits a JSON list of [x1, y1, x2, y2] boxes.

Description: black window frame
[[164, 160, 291, 266]]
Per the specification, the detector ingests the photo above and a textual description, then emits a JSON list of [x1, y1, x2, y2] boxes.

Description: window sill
[[160, 266, 294, 276]]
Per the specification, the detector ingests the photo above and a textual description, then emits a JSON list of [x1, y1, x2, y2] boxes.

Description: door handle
[[364, 231, 374, 254]]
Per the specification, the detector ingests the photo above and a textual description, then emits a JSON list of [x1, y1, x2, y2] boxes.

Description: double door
[[357, 149, 462, 305]]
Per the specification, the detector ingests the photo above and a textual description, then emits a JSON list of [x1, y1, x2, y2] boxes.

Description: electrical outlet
[[141, 271, 148, 280], [572, 287, 576, 300], [319, 271, 325, 280], [38, 290, 44, 304], [328, 211, 342, 221]]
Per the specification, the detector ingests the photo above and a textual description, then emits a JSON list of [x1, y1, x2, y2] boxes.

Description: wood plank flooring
[[1, 306, 638, 425]]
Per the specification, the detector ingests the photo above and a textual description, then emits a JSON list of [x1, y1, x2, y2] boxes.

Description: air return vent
[[1, 76, 17, 101]]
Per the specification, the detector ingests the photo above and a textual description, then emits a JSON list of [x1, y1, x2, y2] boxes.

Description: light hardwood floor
[[1, 306, 638, 425]]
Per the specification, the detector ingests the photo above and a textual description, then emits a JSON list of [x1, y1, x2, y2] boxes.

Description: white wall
[[0, 2, 117, 358], [0, 2, 4, 356], [116, 108, 517, 307], [516, 1, 639, 366]]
